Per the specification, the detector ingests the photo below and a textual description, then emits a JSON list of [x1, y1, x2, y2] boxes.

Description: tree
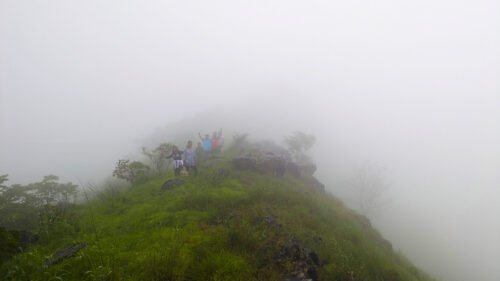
[[142, 143, 173, 175], [113, 159, 150, 183], [0, 174, 8, 191], [284, 132, 316, 164], [347, 164, 390, 219], [0, 175, 79, 231], [31, 175, 78, 205]]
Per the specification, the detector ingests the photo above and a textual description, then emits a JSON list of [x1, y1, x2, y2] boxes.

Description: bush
[[0, 227, 19, 266]]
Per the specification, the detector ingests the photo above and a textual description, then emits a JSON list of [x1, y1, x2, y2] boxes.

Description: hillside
[[1, 144, 434, 281]]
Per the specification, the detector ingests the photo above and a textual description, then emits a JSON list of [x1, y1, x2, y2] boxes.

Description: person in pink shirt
[[211, 129, 223, 153]]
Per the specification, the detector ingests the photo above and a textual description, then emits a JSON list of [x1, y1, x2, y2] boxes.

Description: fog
[[1, 1, 499, 280]]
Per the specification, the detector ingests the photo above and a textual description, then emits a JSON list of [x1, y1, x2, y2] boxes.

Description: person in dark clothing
[[166, 145, 184, 176], [195, 142, 203, 160]]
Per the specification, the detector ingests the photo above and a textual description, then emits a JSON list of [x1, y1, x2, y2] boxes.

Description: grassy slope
[[1, 153, 434, 281]]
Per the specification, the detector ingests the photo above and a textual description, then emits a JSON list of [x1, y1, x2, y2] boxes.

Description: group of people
[[165, 129, 224, 176]]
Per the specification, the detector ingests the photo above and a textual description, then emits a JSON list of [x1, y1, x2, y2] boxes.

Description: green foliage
[[284, 131, 316, 164], [0, 176, 79, 231], [1, 150, 433, 281], [142, 143, 173, 175], [231, 133, 249, 149], [0, 174, 8, 190], [0, 227, 19, 265], [33, 175, 79, 205], [112, 159, 150, 184]]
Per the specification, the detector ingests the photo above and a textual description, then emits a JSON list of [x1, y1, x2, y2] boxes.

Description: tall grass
[[1, 153, 434, 281]]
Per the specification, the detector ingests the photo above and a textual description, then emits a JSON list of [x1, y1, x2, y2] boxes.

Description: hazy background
[[1, 1, 499, 281]]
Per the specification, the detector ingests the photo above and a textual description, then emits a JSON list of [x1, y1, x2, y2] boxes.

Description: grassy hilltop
[[1, 141, 434, 281]]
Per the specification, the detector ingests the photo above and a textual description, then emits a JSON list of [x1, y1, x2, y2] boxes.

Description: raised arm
[[198, 132, 203, 141]]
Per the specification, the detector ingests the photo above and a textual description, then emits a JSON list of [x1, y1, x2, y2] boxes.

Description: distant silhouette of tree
[[347, 164, 390, 219], [284, 132, 316, 164]]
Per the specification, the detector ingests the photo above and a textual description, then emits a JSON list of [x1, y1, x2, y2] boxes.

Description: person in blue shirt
[[198, 132, 212, 157]]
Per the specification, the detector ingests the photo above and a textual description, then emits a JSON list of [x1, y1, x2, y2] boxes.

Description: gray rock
[[160, 179, 186, 193], [286, 162, 301, 177], [232, 157, 257, 170], [276, 237, 320, 281], [298, 164, 317, 177], [309, 177, 325, 193], [260, 156, 286, 177], [263, 215, 282, 228], [45, 242, 88, 268]]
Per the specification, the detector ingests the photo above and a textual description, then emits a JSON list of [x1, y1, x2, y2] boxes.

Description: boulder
[[232, 157, 257, 170], [260, 156, 286, 177], [160, 179, 186, 193], [45, 242, 88, 268], [276, 237, 320, 281], [286, 162, 301, 177]]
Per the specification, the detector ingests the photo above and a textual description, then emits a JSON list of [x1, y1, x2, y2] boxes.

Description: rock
[[308, 177, 325, 193], [298, 164, 317, 177], [260, 156, 286, 177], [232, 157, 257, 170], [45, 242, 88, 268], [276, 237, 320, 281], [160, 179, 186, 193], [263, 215, 282, 228], [287, 162, 301, 177], [286, 162, 317, 178]]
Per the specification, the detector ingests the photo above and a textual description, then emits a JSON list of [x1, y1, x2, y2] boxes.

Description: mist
[[1, 0, 499, 280]]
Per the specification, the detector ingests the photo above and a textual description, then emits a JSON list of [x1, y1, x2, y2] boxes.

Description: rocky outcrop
[[232, 157, 257, 170], [260, 156, 286, 177], [298, 164, 316, 177], [276, 237, 320, 281], [286, 162, 317, 178], [287, 162, 301, 177], [308, 177, 325, 193], [160, 179, 186, 193], [45, 242, 88, 268]]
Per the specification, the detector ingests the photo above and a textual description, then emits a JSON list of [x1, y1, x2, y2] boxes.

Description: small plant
[[231, 133, 249, 151], [142, 143, 173, 175], [112, 159, 150, 184]]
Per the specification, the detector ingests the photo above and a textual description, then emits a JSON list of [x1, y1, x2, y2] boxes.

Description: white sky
[[1, 1, 499, 280]]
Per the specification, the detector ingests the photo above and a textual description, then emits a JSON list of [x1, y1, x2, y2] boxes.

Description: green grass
[[0, 154, 434, 281]]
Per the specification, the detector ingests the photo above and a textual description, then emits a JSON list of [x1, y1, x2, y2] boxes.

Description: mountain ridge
[[1, 141, 434, 281]]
